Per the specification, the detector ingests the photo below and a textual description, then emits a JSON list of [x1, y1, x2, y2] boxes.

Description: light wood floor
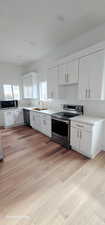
[[0, 126, 105, 225]]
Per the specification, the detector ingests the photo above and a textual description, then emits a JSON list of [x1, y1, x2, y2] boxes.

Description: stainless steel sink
[[32, 108, 48, 111]]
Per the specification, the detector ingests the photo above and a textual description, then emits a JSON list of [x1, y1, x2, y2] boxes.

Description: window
[[3, 85, 13, 100], [3, 84, 20, 100], [13, 85, 20, 100], [39, 81, 47, 100]]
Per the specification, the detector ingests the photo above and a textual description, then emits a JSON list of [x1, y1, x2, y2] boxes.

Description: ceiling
[[0, 0, 105, 65]]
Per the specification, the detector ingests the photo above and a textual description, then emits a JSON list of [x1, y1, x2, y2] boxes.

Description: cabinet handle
[[67, 73, 69, 82], [65, 73, 66, 82], [76, 124, 84, 128], [80, 130, 82, 139], [65, 73, 67, 82], [77, 129, 79, 138], [89, 88, 91, 98], [43, 120, 46, 125], [85, 89, 87, 98]]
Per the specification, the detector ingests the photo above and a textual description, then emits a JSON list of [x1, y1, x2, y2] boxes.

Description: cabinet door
[[23, 76, 33, 99], [33, 112, 37, 129], [71, 127, 80, 151], [67, 60, 78, 84], [58, 64, 67, 85], [17, 110, 23, 124], [30, 111, 35, 127], [88, 50, 105, 100], [79, 50, 105, 100], [80, 129, 92, 157], [79, 57, 89, 100], [36, 113, 41, 131], [4, 111, 14, 127], [41, 114, 51, 137], [47, 67, 58, 99]]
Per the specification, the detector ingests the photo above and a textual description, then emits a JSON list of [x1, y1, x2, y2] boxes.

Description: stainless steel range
[[51, 105, 83, 149]]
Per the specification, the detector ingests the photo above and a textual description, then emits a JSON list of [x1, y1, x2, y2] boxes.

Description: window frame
[[3, 84, 20, 100]]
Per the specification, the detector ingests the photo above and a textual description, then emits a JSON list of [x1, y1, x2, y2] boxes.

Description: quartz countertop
[[70, 115, 105, 125], [23, 107, 58, 115], [0, 106, 58, 115]]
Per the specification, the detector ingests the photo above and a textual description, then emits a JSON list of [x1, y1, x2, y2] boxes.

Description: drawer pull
[[76, 124, 84, 128]]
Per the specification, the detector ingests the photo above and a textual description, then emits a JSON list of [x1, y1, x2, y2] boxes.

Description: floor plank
[[0, 126, 105, 225]]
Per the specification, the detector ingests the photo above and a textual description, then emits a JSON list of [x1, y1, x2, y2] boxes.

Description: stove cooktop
[[52, 111, 79, 120]]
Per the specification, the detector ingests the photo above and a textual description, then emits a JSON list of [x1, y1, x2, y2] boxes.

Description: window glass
[[13, 85, 20, 100], [3, 84, 20, 100], [3, 85, 13, 100]]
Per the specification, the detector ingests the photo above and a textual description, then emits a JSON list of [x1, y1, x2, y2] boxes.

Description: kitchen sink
[[32, 108, 48, 111]]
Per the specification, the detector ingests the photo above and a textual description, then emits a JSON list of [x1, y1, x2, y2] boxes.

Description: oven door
[[52, 118, 69, 136], [51, 117, 70, 148]]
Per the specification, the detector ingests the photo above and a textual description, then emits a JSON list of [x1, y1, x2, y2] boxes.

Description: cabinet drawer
[[71, 121, 92, 132]]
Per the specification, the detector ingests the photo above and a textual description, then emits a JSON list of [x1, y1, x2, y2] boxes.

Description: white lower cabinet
[[3, 109, 24, 128], [71, 120, 103, 158], [30, 111, 51, 137], [41, 114, 51, 137], [30, 111, 35, 128], [30, 111, 41, 131]]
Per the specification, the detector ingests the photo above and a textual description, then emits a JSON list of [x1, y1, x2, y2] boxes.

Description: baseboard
[[3, 122, 24, 129]]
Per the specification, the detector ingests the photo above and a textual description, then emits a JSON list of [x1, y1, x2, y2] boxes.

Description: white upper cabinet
[[58, 64, 66, 85], [58, 60, 79, 85], [79, 50, 105, 100], [47, 67, 58, 99], [23, 73, 38, 99]]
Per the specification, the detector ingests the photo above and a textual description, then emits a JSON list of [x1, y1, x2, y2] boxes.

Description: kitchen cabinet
[[71, 119, 104, 158], [23, 72, 38, 99], [14, 109, 24, 125], [30, 111, 41, 131], [47, 67, 58, 99], [79, 50, 105, 100], [58, 60, 79, 85], [30, 111, 35, 128], [3, 109, 23, 128], [41, 113, 51, 137], [30, 111, 51, 137]]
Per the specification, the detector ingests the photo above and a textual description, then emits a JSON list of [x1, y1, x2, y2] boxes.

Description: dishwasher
[[23, 109, 31, 126]]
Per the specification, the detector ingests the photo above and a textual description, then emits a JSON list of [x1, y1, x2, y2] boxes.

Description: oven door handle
[[52, 117, 69, 124]]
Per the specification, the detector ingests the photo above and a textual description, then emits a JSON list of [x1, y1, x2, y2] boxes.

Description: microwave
[[0, 100, 18, 109]]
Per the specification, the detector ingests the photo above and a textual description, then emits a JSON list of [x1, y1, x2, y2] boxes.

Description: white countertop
[[37, 109, 58, 115], [0, 106, 58, 115], [23, 107, 58, 115], [70, 115, 105, 125]]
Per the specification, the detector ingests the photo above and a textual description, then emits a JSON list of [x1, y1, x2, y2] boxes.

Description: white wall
[[0, 63, 22, 85], [0, 63, 22, 98]]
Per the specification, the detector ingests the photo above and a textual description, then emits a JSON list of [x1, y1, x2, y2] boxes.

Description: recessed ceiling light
[[56, 14, 65, 22], [17, 56, 23, 59], [24, 40, 36, 46], [29, 41, 36, 46]]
